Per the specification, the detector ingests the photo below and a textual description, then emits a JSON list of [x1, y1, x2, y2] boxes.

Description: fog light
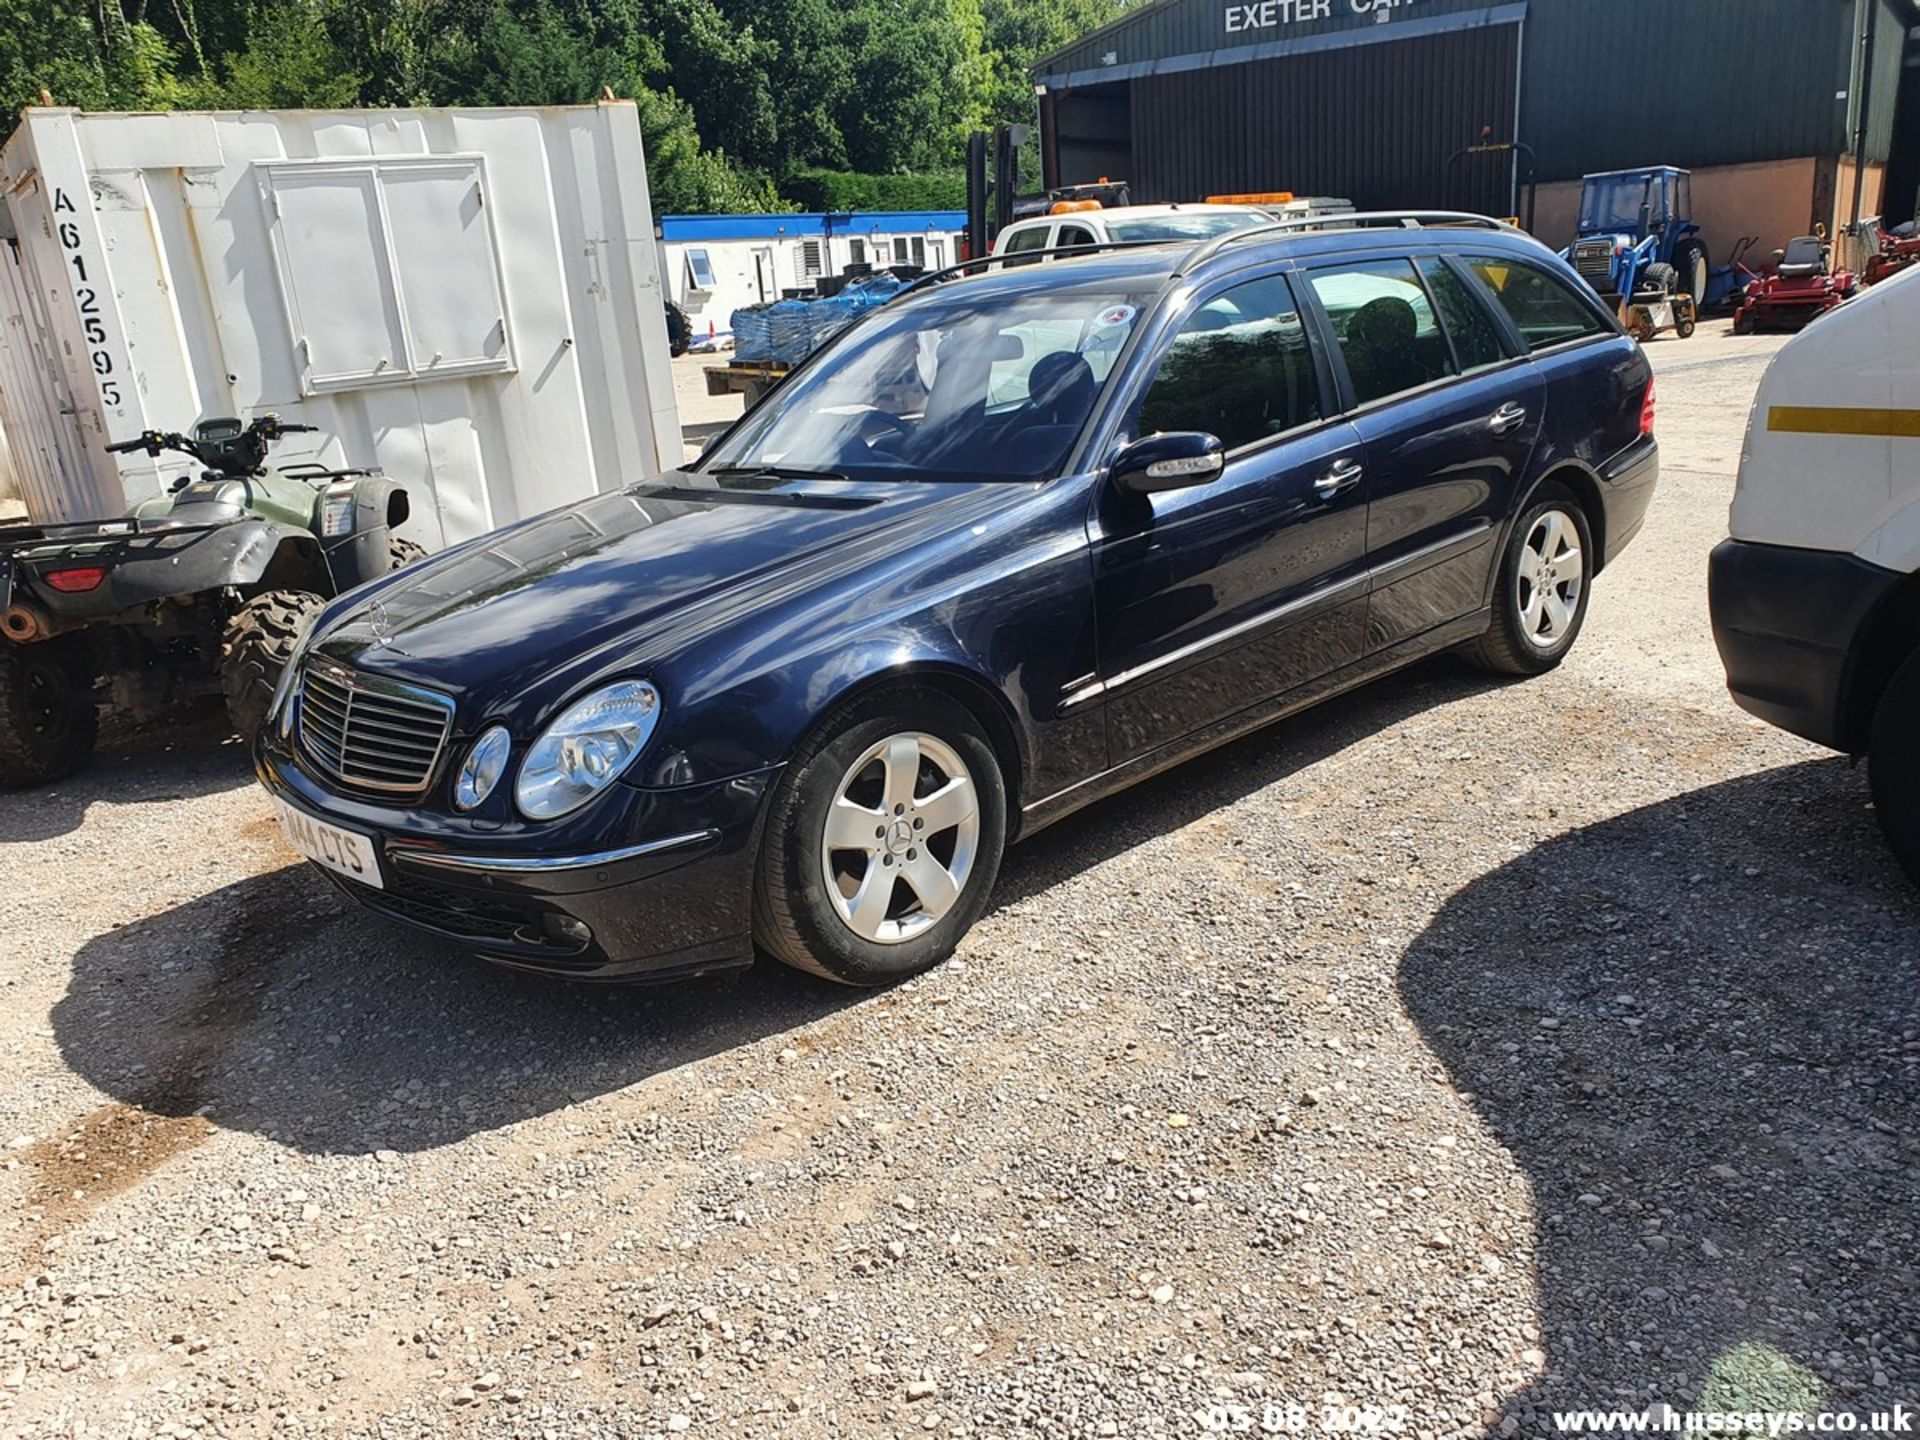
[[545, 914, 592, 947], [453, 726, 512, 811]]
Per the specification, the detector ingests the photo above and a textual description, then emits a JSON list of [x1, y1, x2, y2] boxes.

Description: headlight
[[454, 726, 512, 811], [514, 680, 661, 820]]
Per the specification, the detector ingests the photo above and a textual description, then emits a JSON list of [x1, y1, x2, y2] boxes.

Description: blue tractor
[[1563, 166, 1710, 340]]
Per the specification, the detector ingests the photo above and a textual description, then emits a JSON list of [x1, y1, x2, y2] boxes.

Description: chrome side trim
[[1365, 519, 1494, 589], [1062, 521, 1494, 713], [391, 829, 719, 875], [1062, 572, 1370, 710]]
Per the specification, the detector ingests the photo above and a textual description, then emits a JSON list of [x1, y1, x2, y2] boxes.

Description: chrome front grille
[[297, 660, 454, 795]]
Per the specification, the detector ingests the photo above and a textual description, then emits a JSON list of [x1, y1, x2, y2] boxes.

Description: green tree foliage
[[0, 0, 1132, 213]]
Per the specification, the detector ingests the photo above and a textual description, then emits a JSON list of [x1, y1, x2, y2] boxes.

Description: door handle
[[1313, 458, 1363, 501], [1489, 402, 1529, 435]]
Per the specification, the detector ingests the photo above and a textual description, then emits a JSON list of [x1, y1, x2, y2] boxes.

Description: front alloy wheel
[[755, 689, 1006, 985], [822, 732, 981, 944]]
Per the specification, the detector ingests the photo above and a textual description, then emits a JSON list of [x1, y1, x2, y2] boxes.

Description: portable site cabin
[[659, 211, 964, 342], [0, 102, 682, 542]]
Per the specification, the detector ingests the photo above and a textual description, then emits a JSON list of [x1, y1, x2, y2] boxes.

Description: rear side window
[[1002, 225, 1051, 267], [1464, 258, 1605, 349], [1420, 258, 1506, 372], [1056, 224, 1097, 251], [1308, 260, 1457, 406], [1136, 274, 1322, 452]]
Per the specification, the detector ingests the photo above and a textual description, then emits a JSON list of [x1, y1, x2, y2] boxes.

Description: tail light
[[958, 234, 972, 263], [1639, 378, 1656, 437], [45, 566, 106, 593]]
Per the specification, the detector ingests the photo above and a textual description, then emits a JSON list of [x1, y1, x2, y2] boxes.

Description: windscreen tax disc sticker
[[1094, 304, 1136, 328]]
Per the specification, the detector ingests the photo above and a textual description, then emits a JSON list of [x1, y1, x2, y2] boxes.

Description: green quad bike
[[0, 415, 424, 787]]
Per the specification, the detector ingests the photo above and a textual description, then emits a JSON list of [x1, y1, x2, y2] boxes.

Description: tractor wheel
[[1639, 262, 1678, 298], [221, 591, 324, 741], [1675, 242, 1710, 306], [0, 635, 99, 788], [389, 536, 428, 570]]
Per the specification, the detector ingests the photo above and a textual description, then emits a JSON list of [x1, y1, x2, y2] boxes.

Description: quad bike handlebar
[[102, 415, 317, 477]]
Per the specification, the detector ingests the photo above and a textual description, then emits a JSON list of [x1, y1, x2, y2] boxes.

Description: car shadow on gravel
[[51, 860, 866, 1157], [48, 656, 1503, 1159], [1, 710, 251, 844], [1398, 757, 1920, 1430], [995, 654, 1507, 904]]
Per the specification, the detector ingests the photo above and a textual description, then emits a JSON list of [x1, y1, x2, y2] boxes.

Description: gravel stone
[[1, 333, 1913, 1438]]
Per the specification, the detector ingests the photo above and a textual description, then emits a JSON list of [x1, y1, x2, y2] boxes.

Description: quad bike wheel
[[221, 591, 325, 741], [0, 634, 99, 787], [389, 535, 428, 569]]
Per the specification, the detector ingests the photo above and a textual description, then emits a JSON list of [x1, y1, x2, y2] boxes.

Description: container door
[[0, 231, 105, 522]]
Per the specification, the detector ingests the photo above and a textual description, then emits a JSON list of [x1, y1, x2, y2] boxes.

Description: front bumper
[[1708, 538, 1902, 752], [255, 734, 775, 980]]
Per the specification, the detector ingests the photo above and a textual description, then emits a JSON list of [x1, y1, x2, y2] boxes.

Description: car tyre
[[1464, 483, 1594, 676], [1868, 648, 1920, 889], [221, 590, 324, 740], [0, 634, 98, 787], [754, 688, 1007, 986]]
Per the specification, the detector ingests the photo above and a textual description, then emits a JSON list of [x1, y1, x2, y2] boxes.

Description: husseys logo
[[1224, 0, 1422, 34]]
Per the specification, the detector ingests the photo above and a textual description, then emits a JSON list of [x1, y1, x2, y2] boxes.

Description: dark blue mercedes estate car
[[256, 214, 1658, 986]]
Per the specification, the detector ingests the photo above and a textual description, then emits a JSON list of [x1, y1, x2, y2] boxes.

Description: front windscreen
[[1106, 212, 1266, 243], [700, 287, 1152, 483], [1579, 174, 1658, 233]]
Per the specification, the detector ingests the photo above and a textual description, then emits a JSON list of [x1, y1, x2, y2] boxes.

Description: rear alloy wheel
[[0, 635, 99, 787], [1465, 485, 1593, 676], [1868, 649, 1920, 889], [754, 690, 1006, 985], [221, 590, 325, 740]]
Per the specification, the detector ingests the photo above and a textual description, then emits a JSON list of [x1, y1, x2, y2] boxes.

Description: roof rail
[[890, 239, 1174, 302], [1175, 210, 1521, 275]]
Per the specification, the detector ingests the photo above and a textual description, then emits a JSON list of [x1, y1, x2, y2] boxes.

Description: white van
[[990, 204, 1270, 263], [1709, 266, 1920, 880]]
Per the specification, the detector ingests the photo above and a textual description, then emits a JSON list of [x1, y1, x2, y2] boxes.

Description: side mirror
[[1110, 431, 1224, 495]]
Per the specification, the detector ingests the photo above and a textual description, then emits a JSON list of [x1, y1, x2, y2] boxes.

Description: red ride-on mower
[[1733, 235, 1857, 333], [1864, 220, 1920, 286]]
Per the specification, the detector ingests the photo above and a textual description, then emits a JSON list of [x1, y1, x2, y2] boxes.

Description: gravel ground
[[2, 324, 1915, 1439]]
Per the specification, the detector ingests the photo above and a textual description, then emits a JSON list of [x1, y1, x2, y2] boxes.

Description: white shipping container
[[0, 103, 682, 541]]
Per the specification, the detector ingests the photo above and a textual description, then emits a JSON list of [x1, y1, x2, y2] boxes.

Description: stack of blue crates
[[730, 273, 910, 367]]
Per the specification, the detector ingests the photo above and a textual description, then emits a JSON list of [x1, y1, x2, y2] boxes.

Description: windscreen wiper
[[708, 464, 851, 482]]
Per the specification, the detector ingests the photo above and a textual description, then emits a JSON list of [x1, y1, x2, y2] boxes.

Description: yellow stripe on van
[[1767, 405, 1920, 437]]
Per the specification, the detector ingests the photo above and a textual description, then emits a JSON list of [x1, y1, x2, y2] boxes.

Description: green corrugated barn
[[1032, 0, 1918, 253]]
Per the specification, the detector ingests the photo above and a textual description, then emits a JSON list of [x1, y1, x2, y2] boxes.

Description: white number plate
[[273, 798, 384, 890]]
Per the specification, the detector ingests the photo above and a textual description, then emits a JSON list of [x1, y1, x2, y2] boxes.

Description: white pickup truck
[[1709, 266, 1920, 880]]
